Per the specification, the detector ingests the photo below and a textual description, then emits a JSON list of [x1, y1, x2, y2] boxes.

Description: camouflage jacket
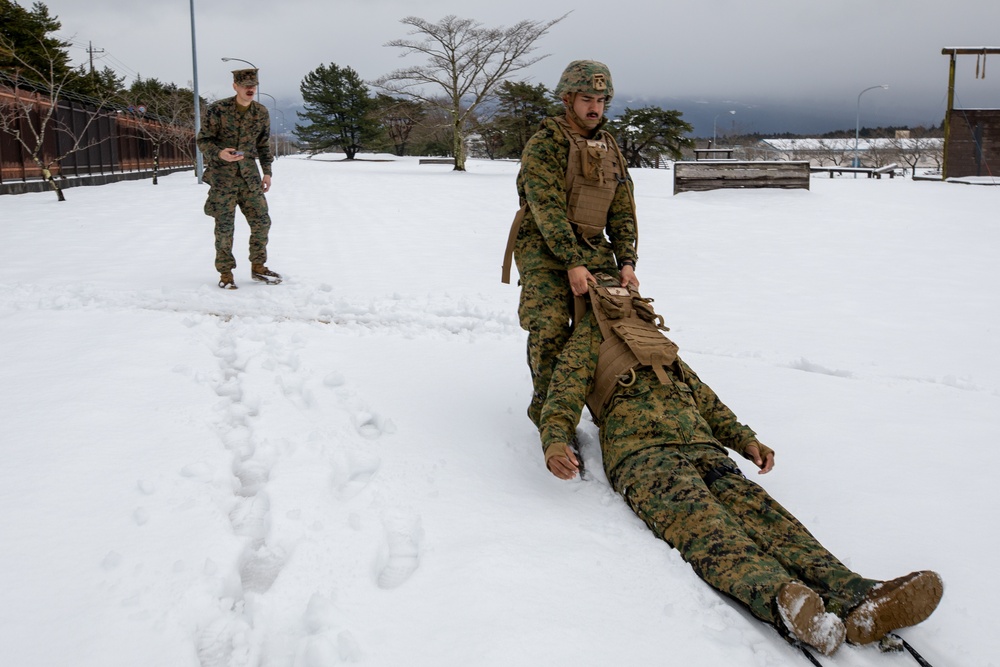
[[539, 311, 760, 476], [196, 97, 273, 186], [513, 116, 638, 274]]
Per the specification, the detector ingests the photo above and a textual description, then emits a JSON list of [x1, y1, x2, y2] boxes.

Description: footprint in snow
[[354, 410, 396, 439], [239, 543, 287, 594], [229, 492, 270, 542], [196, 611, 253, 667], [330, 450, 381, 500], [376, 511, 422, 589]]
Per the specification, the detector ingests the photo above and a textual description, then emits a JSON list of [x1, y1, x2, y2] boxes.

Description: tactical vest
[[500, 119, 635, 284], [555, 117, 623, 243], [584, 279, 679, 420]]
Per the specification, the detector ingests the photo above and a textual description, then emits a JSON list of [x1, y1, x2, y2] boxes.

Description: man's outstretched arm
[[538, 314, 601, 479]]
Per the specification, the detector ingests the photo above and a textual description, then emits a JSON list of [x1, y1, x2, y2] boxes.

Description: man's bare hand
[[567, 266, 597, 296], [620, 265, 639, 289], [745, 443, 775, 474], [262, 174, 271, 193], [546, 444, 580, 480], [219, 148, 245, 163]]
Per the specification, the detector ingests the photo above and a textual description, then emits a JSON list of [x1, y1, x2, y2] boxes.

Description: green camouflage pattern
[[554, 60, 614, 101], [231, 68, 259, 86], [613, 444, 875, 624], [197, 97, 273, 273], [513, 117, 636, 274], [513, 115, 637, 426], [538, 311, 876, 625], [518, 269, 575, 426], [539, 313, 755, 474]]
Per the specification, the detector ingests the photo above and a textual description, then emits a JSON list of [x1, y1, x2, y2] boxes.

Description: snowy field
[[1, 155, 997, 666]]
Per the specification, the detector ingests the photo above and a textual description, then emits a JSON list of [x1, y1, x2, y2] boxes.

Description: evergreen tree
[[492, 80, 558, 158], [294, 63, 379, 159], [0, 0, 72, 82], [609, 106, 694, 168], [69, 64, 125, 100]]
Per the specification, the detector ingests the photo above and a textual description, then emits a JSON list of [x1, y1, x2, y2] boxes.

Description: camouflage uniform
[[196, 71, 273, 274], [513, 61, 638, 427], [538, 312, 877, 628]]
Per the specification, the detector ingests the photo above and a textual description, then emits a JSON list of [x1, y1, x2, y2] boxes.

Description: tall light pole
[[854, 84, 888, 167], [189, 0, 203, 183], [258, 92, 283, 157], [713, 110, 735, 147]]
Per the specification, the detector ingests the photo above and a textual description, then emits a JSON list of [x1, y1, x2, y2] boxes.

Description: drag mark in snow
[[787, 357, 854, 378]]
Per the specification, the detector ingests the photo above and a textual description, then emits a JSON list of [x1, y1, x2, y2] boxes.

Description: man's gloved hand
[[545, 443, 580, 480], [743, 441, 775, 474]]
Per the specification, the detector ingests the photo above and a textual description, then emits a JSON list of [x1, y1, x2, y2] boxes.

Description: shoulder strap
[[500, 202, 528, 284]]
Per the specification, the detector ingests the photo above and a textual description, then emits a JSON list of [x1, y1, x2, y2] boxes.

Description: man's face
[[233, 83, 256, 105], [567, 93, 607, 131]]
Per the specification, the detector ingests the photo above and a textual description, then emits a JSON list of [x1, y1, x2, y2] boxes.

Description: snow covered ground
[[1, 155, 997, 666]]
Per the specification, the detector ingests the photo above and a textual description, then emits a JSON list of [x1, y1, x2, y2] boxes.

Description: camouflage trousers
[[610, 444, 875, 626], [205, 177, 271, 273], [518, 269, 575, 427]]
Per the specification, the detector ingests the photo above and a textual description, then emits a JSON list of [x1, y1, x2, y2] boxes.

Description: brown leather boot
[[218, 271, 237, 289], [251, 263, 282, 284], [777, 582, 845, 656], [844, 571, 943, 645]]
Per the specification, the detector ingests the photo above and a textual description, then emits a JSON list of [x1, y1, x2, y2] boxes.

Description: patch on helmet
[[592, 73, 607, 91]]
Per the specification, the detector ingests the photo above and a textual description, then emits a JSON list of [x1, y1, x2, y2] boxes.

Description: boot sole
[[845, 571, 943, 644], [778, 582, 846, 656]]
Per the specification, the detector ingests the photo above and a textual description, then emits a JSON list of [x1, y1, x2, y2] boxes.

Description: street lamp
[[221, 56, 259, 97], [854, 84, 888, 167], [258, 92, 285, 157], [222, 56, 256, 70], [189, 0, 203, 183], [713, 110, 735, 147]]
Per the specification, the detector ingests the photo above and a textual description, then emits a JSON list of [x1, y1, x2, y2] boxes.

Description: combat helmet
[[555, 60, 613, 102]]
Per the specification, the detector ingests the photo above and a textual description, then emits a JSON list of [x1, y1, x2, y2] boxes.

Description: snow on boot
[[219, 271, 237, 289], [777, 581, 845, 656], [251, 263, 282, 284], [844, 570, 943, 645]]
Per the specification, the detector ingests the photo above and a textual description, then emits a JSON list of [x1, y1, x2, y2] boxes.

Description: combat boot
[[777, 582, 845, 656], [219, 271, 237, 290], [251, 263, 282, 284], [844, 571, 943, 645]]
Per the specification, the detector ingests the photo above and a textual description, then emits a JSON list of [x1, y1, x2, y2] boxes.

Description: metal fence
[[1, 79, 195, 191]]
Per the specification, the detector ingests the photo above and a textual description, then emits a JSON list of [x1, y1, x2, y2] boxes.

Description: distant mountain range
[[617, 94, 949, 137]]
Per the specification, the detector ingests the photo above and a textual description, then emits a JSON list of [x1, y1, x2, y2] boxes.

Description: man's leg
[[611, 446, 795, 625], [698, 448, 876, 616], [205, 184, 237, 276], [213, 212, 236, 274], [518, 269, 573, 427], [238, 185, 272, 268]]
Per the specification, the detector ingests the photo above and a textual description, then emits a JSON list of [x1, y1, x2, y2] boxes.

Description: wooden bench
[[810, 163, 900, 179], [419, 158, 454, 165], [694, 148, 735, 161], [674, 160, 810, 194]]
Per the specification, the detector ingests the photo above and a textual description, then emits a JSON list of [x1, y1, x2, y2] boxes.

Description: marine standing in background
[[197, 68, 282, 289], [502, 60, 639, 431], [538, 274, 944, 656]]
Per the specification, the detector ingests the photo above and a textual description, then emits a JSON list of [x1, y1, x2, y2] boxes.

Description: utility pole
[[86, 41, 105, 80]]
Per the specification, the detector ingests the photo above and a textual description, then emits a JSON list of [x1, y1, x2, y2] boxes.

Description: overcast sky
[[36, 0, 1000, 135]]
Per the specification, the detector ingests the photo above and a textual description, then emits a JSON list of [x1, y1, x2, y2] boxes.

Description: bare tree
[[888, 129, 944, 179], [374, 13, 567, 171], [120, 81, 197, 184], [372, 93, 425, 156], [1, 36, 114, 201]]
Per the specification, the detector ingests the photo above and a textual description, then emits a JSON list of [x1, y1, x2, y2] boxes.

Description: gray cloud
[[40, 0, 1000, 134]]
